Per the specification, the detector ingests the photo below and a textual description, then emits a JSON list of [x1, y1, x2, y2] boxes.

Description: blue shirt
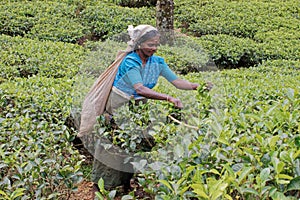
[[113, 51, 178, 98]]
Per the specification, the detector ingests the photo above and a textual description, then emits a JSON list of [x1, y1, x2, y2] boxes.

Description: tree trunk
[[156, 0, 174, 45]]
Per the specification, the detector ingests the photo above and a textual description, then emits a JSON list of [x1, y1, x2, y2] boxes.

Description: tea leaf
[[121, 195, 134, 200], [278, 174, 293, 180], [98, 178, 105, 193], [238, 166, 253, 184], [287, 176, 300, 191], [158, 180, 174, 193], [269, 135, 280, 151], [241, 187, 259, 196], [191, 184, 208, 199], [260, 168, 270, 182]]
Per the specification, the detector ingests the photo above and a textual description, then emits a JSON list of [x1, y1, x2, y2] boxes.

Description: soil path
[[69, 181, 94, 200]]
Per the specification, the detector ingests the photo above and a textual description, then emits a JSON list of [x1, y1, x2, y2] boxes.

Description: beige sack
[[78, 53, 126, 137]]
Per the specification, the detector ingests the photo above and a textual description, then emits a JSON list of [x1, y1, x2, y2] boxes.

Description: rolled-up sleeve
[[126, 68, 143, 86]]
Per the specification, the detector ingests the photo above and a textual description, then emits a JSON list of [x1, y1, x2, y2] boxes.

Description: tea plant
[[174, 0, 300, 69], [1, 0, 300, 199], [0, 1, 87, 42], [0, 35, 87, 81], [103, 60, 300, 199], [0, 77, 83, 199]]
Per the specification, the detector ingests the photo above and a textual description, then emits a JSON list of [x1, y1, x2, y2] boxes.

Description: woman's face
[[139, 36, 160, 57]]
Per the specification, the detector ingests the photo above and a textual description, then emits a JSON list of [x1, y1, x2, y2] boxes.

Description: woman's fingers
[[176, 100, 183, 108], [169, 97, 183, 108]]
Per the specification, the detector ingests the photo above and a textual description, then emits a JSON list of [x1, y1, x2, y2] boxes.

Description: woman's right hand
[[168, 97, 183, 108]]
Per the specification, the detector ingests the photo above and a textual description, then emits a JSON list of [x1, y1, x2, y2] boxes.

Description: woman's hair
[[135, 30, 160, 49]]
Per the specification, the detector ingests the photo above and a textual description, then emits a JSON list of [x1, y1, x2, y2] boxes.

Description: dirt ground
[[69, 180, 95, 200], [69, 179, 152, 200]]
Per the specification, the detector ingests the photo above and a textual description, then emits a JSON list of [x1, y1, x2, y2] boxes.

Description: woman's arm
[[133, 83, 183, 108], [172, 78, 213, 91], [171, 79, 199, 90]]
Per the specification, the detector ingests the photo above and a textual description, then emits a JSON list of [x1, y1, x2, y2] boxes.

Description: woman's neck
[[137, 50, 149, 66]]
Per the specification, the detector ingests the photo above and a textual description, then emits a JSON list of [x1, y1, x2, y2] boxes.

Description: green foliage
[[2, 0, 300, 199], [174, 0, 300, 69], [0, 35, 87, 81], [80, 39, 127, 77], [157, 36, 216, 74], [0, 0, 155, 42], [27, 16, 87, 43], [80, 3, 155, 40], [194, 34, 260, 69], [0, 77, 83, 199], [0, 1, 87, 43], [110, 0, 157, 7], [95, 178, 117, 200], [175, 0, 299, 38], [255, 29, 300, 61], [189, 30, 299, 69]]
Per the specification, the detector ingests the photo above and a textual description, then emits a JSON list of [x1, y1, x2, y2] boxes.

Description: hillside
[[0, 0, 299, 199]]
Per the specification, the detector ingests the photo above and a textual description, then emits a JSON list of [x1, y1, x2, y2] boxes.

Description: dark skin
[[134, 36, 212, 108]]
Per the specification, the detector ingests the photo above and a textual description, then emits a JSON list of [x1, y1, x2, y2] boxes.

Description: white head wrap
[[126, 24, 158, 51]]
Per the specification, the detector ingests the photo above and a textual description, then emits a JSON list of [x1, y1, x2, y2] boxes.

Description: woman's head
[[135, 29, 160, 50], [136, 33, 160, 58], [127, 25, 160, 51]]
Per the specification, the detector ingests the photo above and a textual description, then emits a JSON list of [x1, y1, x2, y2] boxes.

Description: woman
[[85, 25, 212, 196], [105, 25, 201, 115]]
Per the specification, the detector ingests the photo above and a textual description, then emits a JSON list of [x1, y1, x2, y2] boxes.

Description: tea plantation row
[[92, 59, 300, 199], [139, 59, 300, 199], [1, 0, 300, 199], [0, 1, 154, 43], [1, 0, 299, 69]]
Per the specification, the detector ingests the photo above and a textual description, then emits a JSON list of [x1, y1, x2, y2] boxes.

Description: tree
[[156, 0, 175, 45]]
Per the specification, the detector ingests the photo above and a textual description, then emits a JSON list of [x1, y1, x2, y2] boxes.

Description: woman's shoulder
[[151, 55, 165, 63], [126, 51, 139, 59], [124, 52, 142, 64]]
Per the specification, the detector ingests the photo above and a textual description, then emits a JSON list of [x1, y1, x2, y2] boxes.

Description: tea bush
[[0, 77, 83, 199], [116, 60, 300, 199], [194, 34, 260, 69], [1, 0, 300, 199], [255, 29, 300, 61], [156, 36, 217, 74], [193, 33, 299, 69], [0, 35, 87, 81], [0, 1, 87, 43], [175, 0, 299, 38], [174, 0, 300, 69], [80, 3, 155, 40], [110, 0, 157, 7]]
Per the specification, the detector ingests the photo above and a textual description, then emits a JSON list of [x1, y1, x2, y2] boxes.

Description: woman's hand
[[168, 96, 183, 108], [134, 83, 183, 108]]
